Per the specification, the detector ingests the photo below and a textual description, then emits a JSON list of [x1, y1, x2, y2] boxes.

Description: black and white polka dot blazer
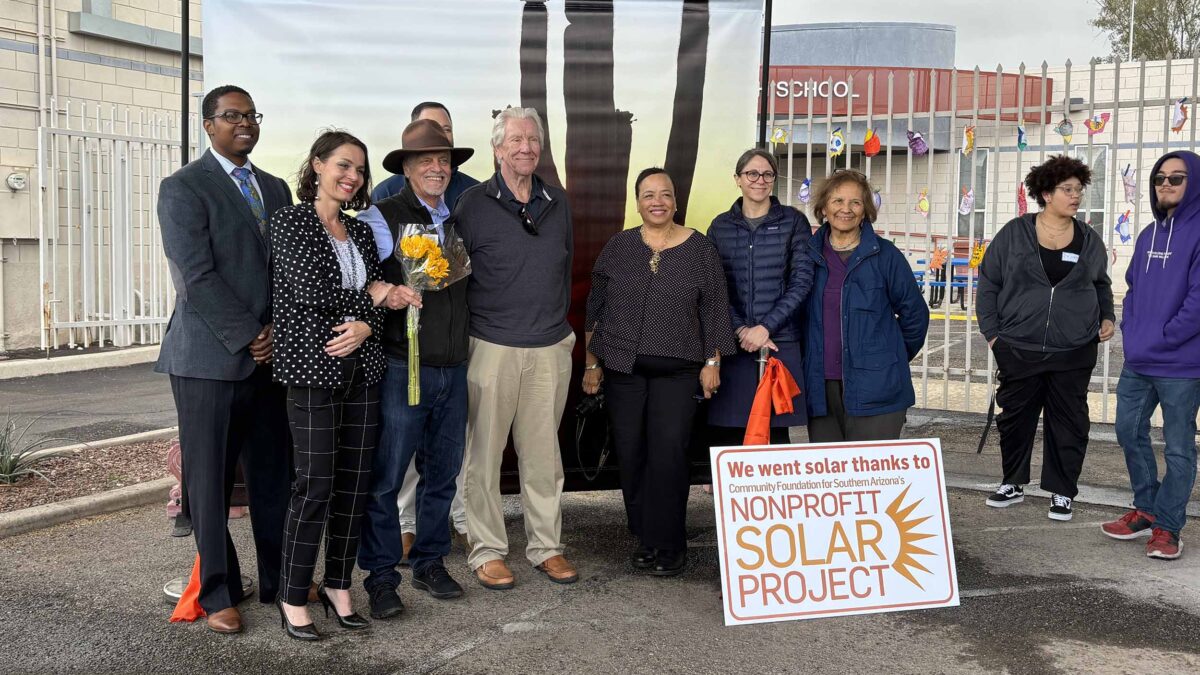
[[270, 202, 387, 388]]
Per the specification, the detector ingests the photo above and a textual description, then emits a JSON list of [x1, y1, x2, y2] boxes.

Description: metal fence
[[766, 58, 1199, 422], [36, 100, 201, 350]]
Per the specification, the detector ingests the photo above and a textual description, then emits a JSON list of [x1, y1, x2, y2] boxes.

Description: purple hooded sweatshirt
[[1121, 150, 1200, 378]]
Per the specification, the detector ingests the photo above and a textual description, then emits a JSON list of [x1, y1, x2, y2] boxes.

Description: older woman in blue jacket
[[802, 169, 929, 442], [707, 149, 813, 446]]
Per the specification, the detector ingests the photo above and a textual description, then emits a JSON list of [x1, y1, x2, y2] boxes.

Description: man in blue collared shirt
[[370, 102, 479, 207], [356, 119, 475, 617]]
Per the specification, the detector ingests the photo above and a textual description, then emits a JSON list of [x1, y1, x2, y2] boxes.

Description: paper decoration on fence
[[771, 127, 789, 144], [929, 247, 949, 272], [797, 178, 812, 204], [915, 189, 931, 217], [1171, 98, 1189, 133], [1017, 125, 1028, 150], [863, 128, 881, 157], [872, 189, 883, 211], [907, 130, 929, 156], [828, 127, 846, 158], [1085, 112, 1110, 136], [1054, 117, 1074, 145], [958, 187, 975, 216], [969, 240, 987, 269], [961, 125, 976, 155], [1017, 182, 1028, 216], [1115, 210, 1133, 243], [1121, 164, 1137, 203]]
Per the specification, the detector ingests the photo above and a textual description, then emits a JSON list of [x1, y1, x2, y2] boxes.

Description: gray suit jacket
[[156, 149, 292, 381]]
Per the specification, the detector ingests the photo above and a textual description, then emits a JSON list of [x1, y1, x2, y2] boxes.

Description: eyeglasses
[[1153, 174, 1188, 187], [740, 170, 777, 183], [518, 205, 538, 235], [1055, 185, 1087, 197], [206, 111, 264, 125]]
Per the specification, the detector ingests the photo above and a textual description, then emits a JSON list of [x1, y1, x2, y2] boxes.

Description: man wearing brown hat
[[356, 119, 475, 617]]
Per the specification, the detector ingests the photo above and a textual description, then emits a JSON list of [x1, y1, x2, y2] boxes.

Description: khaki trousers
[[463, 334, 574, 569]]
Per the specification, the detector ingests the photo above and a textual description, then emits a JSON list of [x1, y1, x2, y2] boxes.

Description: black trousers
[[280, 358, 379, 606], [169, 367, 292, 613], [708, 425, 791, 447], [605, 356, 701, 552], [995, 362, 1092, 498]]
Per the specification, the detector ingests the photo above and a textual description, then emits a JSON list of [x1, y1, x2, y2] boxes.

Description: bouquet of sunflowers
[[395, 222, 471, 404]]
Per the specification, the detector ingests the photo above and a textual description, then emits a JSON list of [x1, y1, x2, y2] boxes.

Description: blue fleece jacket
[[1122, 150, 1200, 377]]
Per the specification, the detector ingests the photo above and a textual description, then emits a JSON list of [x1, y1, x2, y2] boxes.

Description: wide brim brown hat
[[382, 119, 475, 174]]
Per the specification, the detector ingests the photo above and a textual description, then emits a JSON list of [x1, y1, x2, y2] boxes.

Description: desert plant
[[0, 415, 82, 485]]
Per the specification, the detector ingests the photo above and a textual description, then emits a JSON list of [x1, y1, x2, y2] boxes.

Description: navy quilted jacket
[[707, 197, 814, 343]]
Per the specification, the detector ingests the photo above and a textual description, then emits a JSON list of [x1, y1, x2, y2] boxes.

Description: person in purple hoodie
[[1102, 150, 1200, 560]]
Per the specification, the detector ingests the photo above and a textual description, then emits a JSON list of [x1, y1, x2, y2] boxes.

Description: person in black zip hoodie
[[355, 120, 475, 616], [977, 155, 1115, 521]]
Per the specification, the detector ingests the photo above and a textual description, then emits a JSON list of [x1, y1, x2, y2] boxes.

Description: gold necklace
[[830, 235, 861, 251], [641, 225, 674, 273]]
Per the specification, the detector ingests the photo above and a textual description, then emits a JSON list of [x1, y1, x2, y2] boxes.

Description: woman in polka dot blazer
[[270, 130, 394, 640]]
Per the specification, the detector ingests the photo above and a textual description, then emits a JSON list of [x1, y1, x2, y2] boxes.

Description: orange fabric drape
[[742, 357, 801, 446], [168, 554, 205, 622]]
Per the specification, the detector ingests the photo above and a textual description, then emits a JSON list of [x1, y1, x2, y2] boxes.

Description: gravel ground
[[0, 439, 171, 513]]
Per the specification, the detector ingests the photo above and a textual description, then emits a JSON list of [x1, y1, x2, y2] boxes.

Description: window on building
[[958, 148, 989, 238], [1073, 145, 1108, 235]]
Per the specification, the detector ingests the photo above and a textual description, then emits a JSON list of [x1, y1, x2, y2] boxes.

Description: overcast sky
[[773, 0, 1114, 69]]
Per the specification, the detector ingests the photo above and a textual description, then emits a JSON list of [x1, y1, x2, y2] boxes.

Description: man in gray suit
[[157, 85, 292, 634]]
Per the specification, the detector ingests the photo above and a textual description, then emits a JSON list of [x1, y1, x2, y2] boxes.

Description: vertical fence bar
[[941, 69, 957, 408], [1038, 61, 1049, 164], [785, 78, 795, 206], [1162, 59, 1172, 156], [963, 67, 981, 410], [1102, 59, 1120, 423], [919, 70, 935, 408]]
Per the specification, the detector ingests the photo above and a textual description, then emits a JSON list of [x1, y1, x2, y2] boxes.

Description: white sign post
[[710, 438, 959, 626]]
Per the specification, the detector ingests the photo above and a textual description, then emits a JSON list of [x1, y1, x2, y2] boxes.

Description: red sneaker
[[1146, 528, 1183, 560], [1101, 509, 1156, 540]]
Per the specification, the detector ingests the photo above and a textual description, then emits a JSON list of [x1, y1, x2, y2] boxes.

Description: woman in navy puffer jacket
[[707, 149, 814, 446], [802, 169, 929, 442]]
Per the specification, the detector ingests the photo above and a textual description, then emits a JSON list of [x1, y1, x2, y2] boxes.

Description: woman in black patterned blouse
[[271, 130, 393, 640], [582, 167, 736, 577]]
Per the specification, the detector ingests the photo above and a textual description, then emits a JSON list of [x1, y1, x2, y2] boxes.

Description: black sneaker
[[1048, 494, 1074, 521], [367, 583, 405, 620], [412, 564, 464, 600], [985, 484, 1024, 508]]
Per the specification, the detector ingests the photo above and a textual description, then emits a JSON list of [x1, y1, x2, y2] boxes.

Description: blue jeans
[[1115, 368, 1200, 534], [357, 358, 467, 588]]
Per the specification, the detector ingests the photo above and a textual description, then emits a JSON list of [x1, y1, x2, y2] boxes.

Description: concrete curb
[[0, 476, 174, 540], [29, 427, 179, 460], [947, 471, 1200, 518], [0, 345, 160, 380]]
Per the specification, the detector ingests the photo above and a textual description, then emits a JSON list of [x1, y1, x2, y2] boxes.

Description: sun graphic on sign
[[885, 485, 938, 589]]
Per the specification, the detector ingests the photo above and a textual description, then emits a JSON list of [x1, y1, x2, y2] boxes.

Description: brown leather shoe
[[206, 607, 243, 634], [474, 559, 515, 590], [400, 532, 416, 567], [535, 555, 578, 584]]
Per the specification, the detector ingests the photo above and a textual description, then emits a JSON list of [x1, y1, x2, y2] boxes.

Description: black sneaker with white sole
[[985, 484, 1024, 507], [1048, 494, 1074, 521]]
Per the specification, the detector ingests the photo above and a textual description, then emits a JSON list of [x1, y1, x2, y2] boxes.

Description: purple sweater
[[822, 239, 850, 380]]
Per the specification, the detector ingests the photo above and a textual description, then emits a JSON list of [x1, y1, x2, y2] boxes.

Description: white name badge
[[1062, 252, 1080, 263]]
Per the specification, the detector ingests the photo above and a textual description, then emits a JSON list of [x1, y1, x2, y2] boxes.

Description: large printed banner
[[711, 439, 959, 626]]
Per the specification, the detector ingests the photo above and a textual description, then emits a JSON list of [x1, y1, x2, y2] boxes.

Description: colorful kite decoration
[[1122, 164, 1137, 203], [961, 125, 976, 155], [969, 240, 987, 269], [771, 127, 789, 144], [915, 188, 930, 218], [1115, 210, 1133, 243], [1054, 117, 1074, 145], [1017, 125, 1028, 151], [958, 187, 975, 216], [1171, 98, 1189, 133], [863, 128, 882, 157], [907, 130, 929, 156], [1085, 112, 1111, 136], [1017, 182, 1028, 216], [829, 127, 846, 158], [929, 247, 949, 272], [797, 178, 811, 205], [872, 189, 883, 211]]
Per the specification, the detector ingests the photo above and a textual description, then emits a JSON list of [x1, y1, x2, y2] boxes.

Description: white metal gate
[[37, 100, 198, 350]]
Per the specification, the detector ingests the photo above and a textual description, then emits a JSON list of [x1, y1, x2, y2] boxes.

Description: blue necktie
[[231, 166, 267, 237]]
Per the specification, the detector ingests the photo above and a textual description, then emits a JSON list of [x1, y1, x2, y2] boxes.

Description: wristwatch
[[705, 358, 720, 368]]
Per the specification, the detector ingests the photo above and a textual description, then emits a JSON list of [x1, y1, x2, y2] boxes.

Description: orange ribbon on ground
[[742, 357, 801, 446], [168, 554, 205, 623]]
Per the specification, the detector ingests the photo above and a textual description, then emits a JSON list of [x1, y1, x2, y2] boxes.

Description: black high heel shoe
[[276, 597, 321, 641], [317, 583, 371, 630]]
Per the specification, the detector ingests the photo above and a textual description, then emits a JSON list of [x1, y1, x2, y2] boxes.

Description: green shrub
[[0, 416, 81, 485]]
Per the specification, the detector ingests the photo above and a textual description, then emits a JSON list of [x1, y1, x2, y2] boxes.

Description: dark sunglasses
[[1153, 174, 1187, 187], [518, 205, 538, 235]]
